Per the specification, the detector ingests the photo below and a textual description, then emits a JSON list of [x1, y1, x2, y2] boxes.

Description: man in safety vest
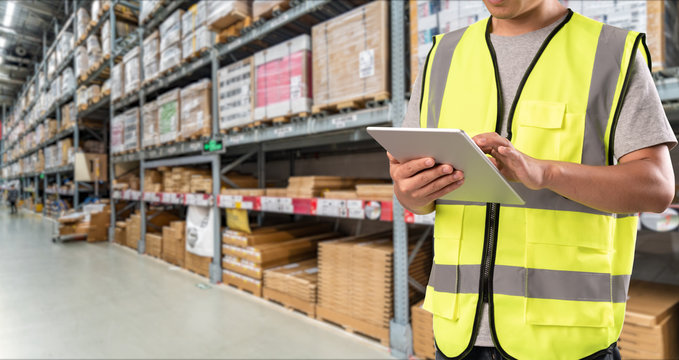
[[390, 0, 676, 359]]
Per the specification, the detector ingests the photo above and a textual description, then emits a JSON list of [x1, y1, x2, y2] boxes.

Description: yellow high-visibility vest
[[419, 10, 649, 360]]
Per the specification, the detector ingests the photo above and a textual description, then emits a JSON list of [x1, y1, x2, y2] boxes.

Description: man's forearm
[[543, 148, 674, 213]]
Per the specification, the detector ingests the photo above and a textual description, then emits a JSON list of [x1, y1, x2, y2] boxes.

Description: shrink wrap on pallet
[[57, 32, 74, 65], [76, 8, 91, 39], [87, 34, 102, 55], [47, 53, 56, 80], [253, 0, 289, 20], [160, 44, 182, 73], [139, 1, 159, 25], [61, 67, 75, 96], [87, 84, 101, 104], [254, 34, 312, 121], [157, 89, 181, 144], [182, 26, 210, 61], [74, 46, 88, 80], [180, 79, 212, 139], [111, 62, 124, 102], [142, 100, 159, 148], [76, 86, 88, 108], [123, 46, 140, 95], [111, 114, 124, 154], [186, 205, 215, 257], [160, 9, 185, 51], [312, 1, 390, 108], [123, 107, 140, 152], [218, 57, 253, 130], [143, 31, 160, 82], [182, 1, 208, 36], [91, 0, 100, 23], [206, 0, 251, 31]]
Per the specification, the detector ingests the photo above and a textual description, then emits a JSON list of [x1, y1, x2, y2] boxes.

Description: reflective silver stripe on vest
[[582, 24, 629, 166], [428, 263, 629, 303], [425, 27, 467, 129]]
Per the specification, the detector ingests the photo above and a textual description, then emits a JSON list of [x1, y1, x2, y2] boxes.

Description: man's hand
[[388, 152, 465, 214]]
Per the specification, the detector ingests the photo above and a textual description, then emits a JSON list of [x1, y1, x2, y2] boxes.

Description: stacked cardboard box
[[355, 184, 393, 202], [111, 113, 124, 154], [317, 231, 432, 345], [182, 1, 207, 36], [221, 172, 259, 190], [182, 2, 209, 60], [180, 79, 212, 140], [186, 251, 212, 278], [113, 171, 140, 191], [123, 107, 140, 152], [75, 46, 88, 80], [102, 20, 137, 59], [60, 102, 75, 131], [114, 221, 126, 245], [221, 223, 337, 296], [76, 86, 88, 109], [189, 172, 212, 193], [160, 10, 184, 73], [286, 176, 355, 198], [220, 188, 266, 196], [125, 213, 141, 249], [123, 46, 140, 96], [162, 221, 186, 267], [142, 100, 159, 149], [312, 1, 389, 109], [157, 88, 181, 144], [412, 300, 435, 360], [76, 7, 90, 43], [206, 1, 250, 31], [146, 233, 163, 258], [144, 169, 163, 192], [86, 205, 111, 243], [253, 0, 289, 21], [143, 31, 160, 82], [254, 35, 312, 121], [217, 57, 254, 130], [160, 167, 211, 193], [87, 84, 101, 103], [263, 258, 318, 302], [111, 62, 124, 102], [619, 280, 679, 359], [86, 34, 102, 71]]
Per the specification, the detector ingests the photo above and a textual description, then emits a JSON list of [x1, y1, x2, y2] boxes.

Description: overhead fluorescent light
[[3, 2, 14, 28], [0, 38, 6, 48]]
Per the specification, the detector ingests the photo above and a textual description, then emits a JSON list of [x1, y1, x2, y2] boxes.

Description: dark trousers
[[436, 343, 621, 360], [9, 201, 16, 214]]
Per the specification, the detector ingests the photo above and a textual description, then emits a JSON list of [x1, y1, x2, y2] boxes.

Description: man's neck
[[491, 1, 568, 36]]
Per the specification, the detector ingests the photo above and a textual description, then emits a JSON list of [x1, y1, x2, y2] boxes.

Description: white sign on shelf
[[185, 193, 212, 207], [317, 199, 347, 218], [130, 190, 142, 201]]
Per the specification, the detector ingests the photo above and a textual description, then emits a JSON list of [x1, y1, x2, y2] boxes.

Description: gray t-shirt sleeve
[[614, 51, 677, 160], [402, 63, 424, 128]]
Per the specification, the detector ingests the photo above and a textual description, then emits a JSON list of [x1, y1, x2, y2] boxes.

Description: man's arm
[[474, 133, 675, 213]]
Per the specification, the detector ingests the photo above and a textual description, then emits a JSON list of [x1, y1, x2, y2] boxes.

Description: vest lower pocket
[[525, 297, 614, 327]]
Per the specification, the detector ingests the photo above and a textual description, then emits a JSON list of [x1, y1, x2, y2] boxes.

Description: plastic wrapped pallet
[[123, 107, 139, 152], [139, 0, 159, 25], [91, 0, 100, 23], [180, 79, 211, 140], [182, 26, 210, 60], [218, 57, 253, 130], [160, 9, 185, 51], [47, 53, 56, 80], [76, 8, 91, 40], [123, 46, 140, 96], [102, 79, 110, 96], [111, 62, 124, 102], [61, 102, 75, 131], [142, 100, 158, 148], [102, 20, 137, 58], [56, 32, 74, 65], [254, 34, 312, 121], [206, 0, 250, 31], [61, 67, 75, 96], [312, 1, 389, 108], [182, 1, 208, 36], [253, 1, 289, 21], [76, 86, 88, 108], [86, 34, 102, 56], [143, 31, 160, 82], [87, 84, 101, 104], [88, 52, 102, 72], [111, 114, 124, 154], [159, 44, 182, 74], [74, 46, 88, 80], [157, 89, 181, 144]]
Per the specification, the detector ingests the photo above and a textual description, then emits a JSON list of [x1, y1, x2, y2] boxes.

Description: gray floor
[[0, 206, 393, 359]]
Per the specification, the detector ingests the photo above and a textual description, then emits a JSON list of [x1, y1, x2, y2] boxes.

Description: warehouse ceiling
[[0, 0, 68, 104]]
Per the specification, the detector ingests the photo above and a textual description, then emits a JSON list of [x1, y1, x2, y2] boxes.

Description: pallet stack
[[263, 258, 318, 317], [125, 212, 141, 249], [123, 46, 141, 97], [162, 221, 186, 267], [182, 2, 210, 62], [159, 10, 184, 74], [180, 79, 212, 140], [286, 176, 356, 198], [316, 230, 432, 347], [253, 0, 290, 22], [207, 0, 251, 43], [142, 100, 159, 148], [145, 233, 163, 258], [221, 222, 337, 297], [143, 169, 163, 192], [412, 300, 435, 360], [217, 57, 254, 132], [122, 107, 140, 153], [157, 88, 180, 145], [142, 31, 160, 84]]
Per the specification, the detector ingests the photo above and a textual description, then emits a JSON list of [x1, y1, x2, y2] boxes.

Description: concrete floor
[[0, 206, 394, 359]]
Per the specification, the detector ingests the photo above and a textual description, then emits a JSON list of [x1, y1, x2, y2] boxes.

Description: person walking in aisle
[[390, 0, 676, 359], [7, 185, 18, 214]]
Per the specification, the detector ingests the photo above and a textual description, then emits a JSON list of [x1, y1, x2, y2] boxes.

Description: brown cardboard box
[[87, 206, 110, 242], [162, 221, 186, 267], [146, 233, 163, 258], [619, 280, 679, 360], [222, 222, 333, 247], [311, 1, 389, 108], [180, 79, 211, 140], [263, 259, 317, 302], [223, 232, 338, 265], [185, 251, 212, 278], [114, 226, 126, 245], [412, 300, 435, 360], [75, 153, 108, 182]]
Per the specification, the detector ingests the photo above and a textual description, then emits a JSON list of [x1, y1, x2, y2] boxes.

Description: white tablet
[[367, 127, 525, 205]]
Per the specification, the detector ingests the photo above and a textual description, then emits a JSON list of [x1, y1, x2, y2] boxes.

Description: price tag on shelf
[[218, 195, 235, 208], [122, 190, 131, 200], [260, 196, 279, 212], [130, 191, 142, 201], [142, 192, 155, 202], [112, 190, 122, 199], [317, 199, 347, 217], [185, 193, 213, 207]]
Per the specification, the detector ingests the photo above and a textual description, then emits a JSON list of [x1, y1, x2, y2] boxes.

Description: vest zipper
[[482, 203, 499, 304]]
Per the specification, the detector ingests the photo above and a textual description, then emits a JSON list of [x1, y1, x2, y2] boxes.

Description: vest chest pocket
[[513, 101, 585, 163]]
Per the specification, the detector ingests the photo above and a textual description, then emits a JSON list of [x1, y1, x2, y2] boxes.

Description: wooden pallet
[[181, 48, 209, 64], [208, 9, 250, 32], [223, 273, 262, 297], [78, 104, 88, 112], [315, 305, 390, 347], [271, 112, 309, 125], [102, 89, 111, 97], [312, 92, 391, 114], [216, 17, 253, 44], [159, 64, 179, 77], [89, 95, 102, 105], [263, 287, 315, 318], [253, 0, 291, 23]]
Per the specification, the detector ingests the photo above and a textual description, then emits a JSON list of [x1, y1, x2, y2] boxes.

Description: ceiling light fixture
[[3, 2, 14, 28], [0, 38, 6, 48]]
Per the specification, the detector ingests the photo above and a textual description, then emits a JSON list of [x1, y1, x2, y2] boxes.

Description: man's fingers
[[396, 157, 436, 179], [426, 178, 465, 201], [413, 170, 464, 199], [387, 152, 398, 164], [399, 165, 453, 193]]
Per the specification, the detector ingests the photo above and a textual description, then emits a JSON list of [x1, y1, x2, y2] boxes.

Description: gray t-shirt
[[403, 16, 677, 347]]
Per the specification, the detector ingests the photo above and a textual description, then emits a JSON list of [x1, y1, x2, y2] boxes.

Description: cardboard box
[[75, 153, 108, 182], [263, 258, 318, 302], [222, 222, 333, 247], [123, 46, 140, 96], [182, 1, 208, 36], [412, 300, 435, 360], [157, 89, 181, 144], [87, 205, 110, 242], [218, 57, 254, 130], [182, 26, 210, 59], [146, 233, 163, 258], [222, 269, 262, 296], [254, 35, 312, 120], [123, 107, 140, 152], [160, 9, 185, 51], [185, 251, 212, 278], [111, 113, 124, 154], [180, 79, 211, 139], [162, 221, 186, 267], [114, 225, 126, 245], [143, 31, 160, 82], [222, 232, 338, 265], [312, 1, 390, 108], [111, 62, 124, 102], [206, 1, 250, 31]]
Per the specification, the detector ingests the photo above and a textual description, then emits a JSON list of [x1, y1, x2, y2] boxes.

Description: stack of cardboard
[[123, 46, 140, 96], [206, 1, 250, 31], [157, 88, 181, 145], [180, 79, 212, 140], [619, 280, 679, 359], [355, 184, 393, 202], [222, 222, 337, 296], [323, 190, 358, 199], [317, 230, 432, 346], [265, 188, 288, 197], [189, 172, 213, 193], [142, 100, 159, 149], [125, 213, 141, 249], [123, 107, 140, 152], [311, 1, 390, 109], [217, 57, 254, 131], [412, 300, 435, 360], [86, 205, 111, 242], [162, 221, 186, 267], [186, 251, 212, 278], [220, 188, 266, 196], [160, 166, 210, 193], [263, 258, 318, 300], [145, 233, 163, 258], [113, 172, 140, 191], [286, 176, 355, 198], [159, 10, 184, 73], [142, 31, 160, 83], [111, 62, 124, 102], [114, 221, 126, 245], [144, 169, 163, 192]]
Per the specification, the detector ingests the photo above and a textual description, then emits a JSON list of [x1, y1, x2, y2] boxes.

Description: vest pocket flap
[[518, 101, 565, 129], [423, 287, 459, 320]]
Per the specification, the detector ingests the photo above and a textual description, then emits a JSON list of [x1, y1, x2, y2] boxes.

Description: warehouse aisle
[[0, 207, 392, 359]]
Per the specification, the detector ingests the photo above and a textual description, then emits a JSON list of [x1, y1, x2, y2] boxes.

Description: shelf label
[[331, 114, 358, 129], [129, 191, 142, 201], [274, 124, 294, 138], [317, 199, 347, 218], [185, 193, 212, 207]]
